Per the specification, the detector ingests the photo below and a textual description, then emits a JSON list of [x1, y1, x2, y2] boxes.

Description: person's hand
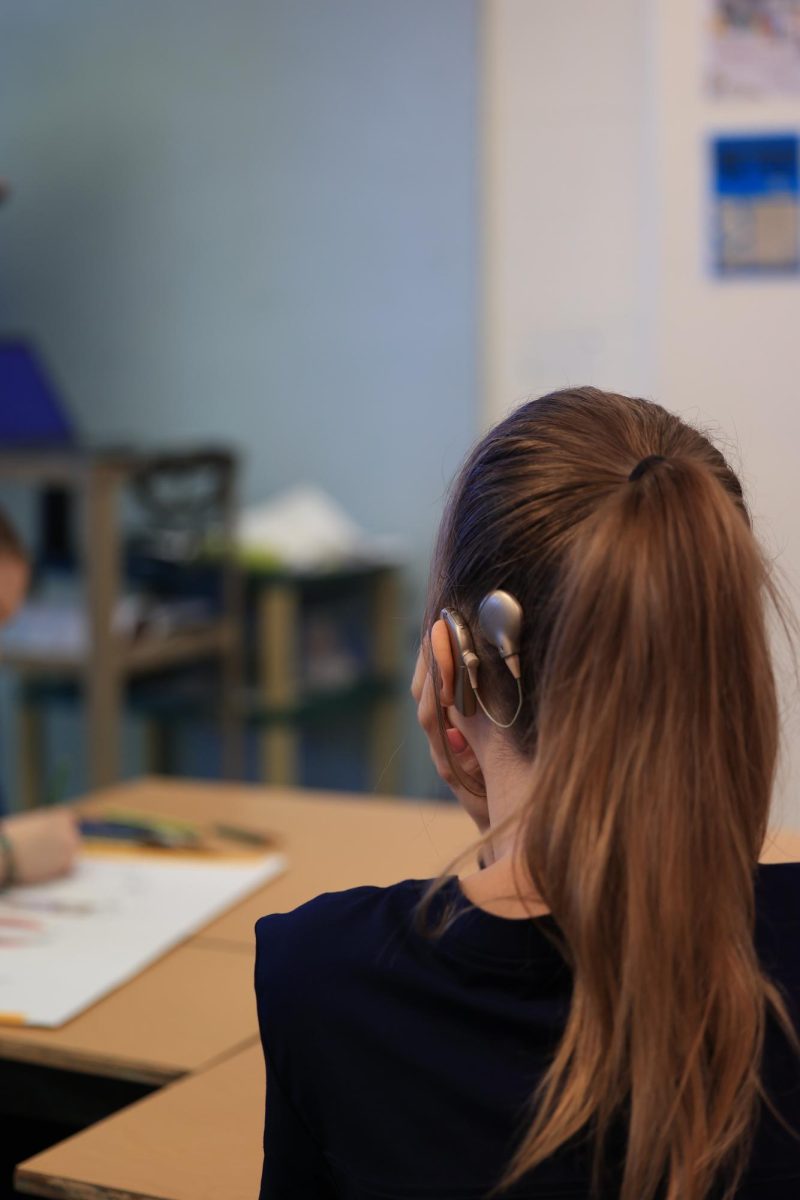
[[2, 809, 80, 886], [411, 642, 490, 836]]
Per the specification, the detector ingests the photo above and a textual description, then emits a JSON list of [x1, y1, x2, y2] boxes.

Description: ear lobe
[[431, 618, 456, 707]]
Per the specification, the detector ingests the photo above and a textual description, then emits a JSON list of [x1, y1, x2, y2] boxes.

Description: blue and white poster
[[711, 134, 799, 274]]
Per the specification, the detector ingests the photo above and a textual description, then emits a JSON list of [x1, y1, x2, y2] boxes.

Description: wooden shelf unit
[[0, 448, 243, 805], [249, 562, 403, 793]]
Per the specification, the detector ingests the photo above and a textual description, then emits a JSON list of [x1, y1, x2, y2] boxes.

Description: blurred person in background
[[0, 508, 79, 887]]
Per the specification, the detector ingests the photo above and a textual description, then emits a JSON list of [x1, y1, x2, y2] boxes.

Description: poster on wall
[[711, 134, 799, 274], [707, 0, 800, 96]]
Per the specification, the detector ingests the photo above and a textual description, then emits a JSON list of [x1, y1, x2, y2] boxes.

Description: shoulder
[[256, 877, 428, 958], [755, 861, 800, 919], [254, 879, 431, 1019], [254, 879, 438, 1073]]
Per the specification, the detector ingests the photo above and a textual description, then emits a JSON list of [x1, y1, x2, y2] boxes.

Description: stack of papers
[[0, 849, 286, 1027]]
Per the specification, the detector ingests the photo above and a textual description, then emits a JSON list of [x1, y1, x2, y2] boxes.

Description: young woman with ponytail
[[255, 388, 800, 1199]]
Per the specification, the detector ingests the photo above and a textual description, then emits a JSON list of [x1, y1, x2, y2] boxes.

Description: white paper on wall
[[707, 0, 800, 97]]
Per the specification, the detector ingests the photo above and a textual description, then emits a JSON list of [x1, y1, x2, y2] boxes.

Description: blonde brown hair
[[422, 388, 800, 1200]]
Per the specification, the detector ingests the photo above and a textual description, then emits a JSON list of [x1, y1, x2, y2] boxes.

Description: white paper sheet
[[0, 850, 286, 1027]]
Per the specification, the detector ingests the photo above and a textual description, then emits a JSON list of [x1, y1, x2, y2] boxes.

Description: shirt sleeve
[[259, 1051, 338, 1200]]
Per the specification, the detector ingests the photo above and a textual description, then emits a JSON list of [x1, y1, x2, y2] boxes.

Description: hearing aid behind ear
[[477, 590, 523, 680], [440, 608, 478, 717], [440, 590, 524, 727]]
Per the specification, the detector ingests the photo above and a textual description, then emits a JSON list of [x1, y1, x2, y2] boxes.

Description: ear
[[431, 618, 456, 707]]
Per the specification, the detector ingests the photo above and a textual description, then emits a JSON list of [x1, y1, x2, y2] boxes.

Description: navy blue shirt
[[255, 865, 800, 1199]]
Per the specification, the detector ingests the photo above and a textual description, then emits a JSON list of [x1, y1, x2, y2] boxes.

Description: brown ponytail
[[422, 388, 800, 1200]]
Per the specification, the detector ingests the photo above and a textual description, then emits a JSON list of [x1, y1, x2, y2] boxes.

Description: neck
[[481, 734, 531, 861], [464, 737, 549, 916]]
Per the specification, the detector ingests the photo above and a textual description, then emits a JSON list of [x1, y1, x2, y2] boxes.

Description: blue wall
[[0, 0, 480, 798]]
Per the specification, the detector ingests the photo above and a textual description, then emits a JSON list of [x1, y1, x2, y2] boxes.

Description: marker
[[214, 823, 277, 848], [103, 810, 201, 837], [79, 820, 200, 850]]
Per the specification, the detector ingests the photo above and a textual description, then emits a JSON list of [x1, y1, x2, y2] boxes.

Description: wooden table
[[16, 1043, 266, 1200], [13, 782, 800, 1200], [6, 776, 473, 1196], [0, 777, 474, 1083], [0, 941, 257, 1086]]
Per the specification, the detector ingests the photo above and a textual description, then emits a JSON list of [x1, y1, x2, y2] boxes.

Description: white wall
[[654, 0, 800, 555], [483, 0, 800, 824], [653, 0, 800, 827], [482, 0, 655, 424], [0, 0, 479, 592]]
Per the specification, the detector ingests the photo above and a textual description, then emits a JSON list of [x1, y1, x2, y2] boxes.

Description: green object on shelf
[[204, 534, 395, 585], [202, 536, 282, 572], [236, 547, 288, 571]]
